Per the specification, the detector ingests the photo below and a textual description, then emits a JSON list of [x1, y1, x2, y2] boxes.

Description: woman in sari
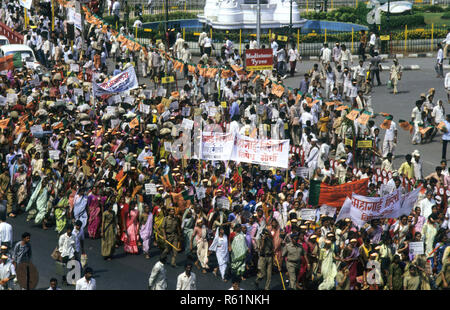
[[73, 188, 88, 232], [87, 187, 103, 239], [209, 227, 229, 281], [54, 190, 71, 234], [121, 200, 140, 254], [318, 240, 338, 290], [230, 224, 248, 280], [101, 203, 116, 260], [139, 204, 153, 259], [190, 218, 209, 273], [26, 178, 49, 229], [182, 207, 195, 257], [12, 165, 27, 210], [268, 218, 282, 268], [341, 238, 360, 289]]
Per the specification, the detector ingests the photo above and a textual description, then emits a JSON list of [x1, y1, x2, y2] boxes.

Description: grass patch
[[423, 12, 447, 25]]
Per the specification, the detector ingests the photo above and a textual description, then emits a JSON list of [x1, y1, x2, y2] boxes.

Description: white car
[[0, 36, 10, 46], [0, 44, 43, 75]]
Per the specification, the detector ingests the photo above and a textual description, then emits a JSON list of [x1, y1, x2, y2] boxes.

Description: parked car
[[0, 44, 43, 75]]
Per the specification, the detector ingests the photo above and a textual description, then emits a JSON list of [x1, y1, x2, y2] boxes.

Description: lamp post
[[387, 0, 391, 56], [289, 0, 293, 34], [257, 0, 261, 47], [165, 0, 169, 75]]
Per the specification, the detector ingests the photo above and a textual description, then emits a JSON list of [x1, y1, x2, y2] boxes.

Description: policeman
[[0, 254, 15, 290], [282, 233, 303, 289], [161, 207, 181, 267], [254, 228, 274, 290]]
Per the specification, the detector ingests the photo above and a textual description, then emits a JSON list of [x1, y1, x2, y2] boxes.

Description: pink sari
[[121, 209, 140, 254], [87, 194, 103, 238]]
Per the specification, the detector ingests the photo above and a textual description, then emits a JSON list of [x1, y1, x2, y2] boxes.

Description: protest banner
[[409, 242, 424, 256], [93, 66, 138, 96], [200, 132, 235, 161], [144, 183, 157, 195], [300, 209, 316, 221], [308, 178, 369, 207], [336, 187, 421, 227], [319, 205, 336, 218], [296, 167, 309, 179], [181, 118, 194, 131], [231, 134, 290, 169], [49, 150, 60, 160], [216, 197, 231, 210], [196, 186, 206, 200]]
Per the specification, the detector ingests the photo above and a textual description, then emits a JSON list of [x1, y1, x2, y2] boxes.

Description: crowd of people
[[0, 0, 448, 291]]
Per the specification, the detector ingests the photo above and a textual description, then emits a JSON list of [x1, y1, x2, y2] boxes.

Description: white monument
[[199, 0, 307, 30]]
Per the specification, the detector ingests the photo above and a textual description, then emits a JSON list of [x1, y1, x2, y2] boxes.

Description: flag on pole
[[308, 178, 369, 207]]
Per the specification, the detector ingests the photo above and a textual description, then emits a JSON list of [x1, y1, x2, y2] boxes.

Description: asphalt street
[[6, 55, 448, 290]]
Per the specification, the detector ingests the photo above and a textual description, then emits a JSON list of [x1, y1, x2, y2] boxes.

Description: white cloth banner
[[337, 187, 421, 227], [231, 134, 290, 169], [19, 0, 32, 10], [200, 132, 235, 161]]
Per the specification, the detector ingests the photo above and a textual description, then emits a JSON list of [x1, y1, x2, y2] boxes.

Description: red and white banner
[[245, 49, 273, 71], [337, 186, 421, 227], [231, 134, 290, 169], [200, 132, 235, 161]]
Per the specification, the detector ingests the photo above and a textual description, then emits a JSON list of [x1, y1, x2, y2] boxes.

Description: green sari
[[55, 196, 69, 234], [231, 232, 248, 276]]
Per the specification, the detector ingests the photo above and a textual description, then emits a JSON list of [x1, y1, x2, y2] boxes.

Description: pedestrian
[[140, 205, 153, 259], [11, 232, 32, 268], [282, 232, 307, 290], [359, 30, 367, 61], [441, 114, 450, 161], [148, 256, 168, 290], [75, 267, 96, 290], [101, 203, 116, 261], [47, 278, 62, 290], [436, 43, 444, 78], [228, 276, 243, 290], [230, 224, 248, 280], [209, 227, 229, 282], [176, 262, 196, 290], [369, 51, 382, 86], [254, 228, 273, 290], [0, 217, 12, 249], [162, 207, 181, 267], [389, 59, 402, 95], [0, 253, 15, 290], [288, 43, 300, 77]]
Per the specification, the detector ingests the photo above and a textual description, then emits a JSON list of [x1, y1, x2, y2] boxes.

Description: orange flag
[[18, 114, 28, 124], [346, 110, 359, 121], [336, 105, 349, 111], [0, 55, 13, 72], [252, 74, 260, 84], [356, 113, 370, 125], [399, 121, 413, 133], [295, 93, 302, 105], [188, 65, 196, 74], [129, 117, 139, 129], [144, 156, 155, 167], [325, 101, 336, 107], [437, 121, 446, 130], [171, 91, 180, 98], [0, 118, 10, 129], [247, 71, 254, 79], [115, 168, 125, 182], [263, 78, 270, 88], [271, 84, 285, 97], [380, 119, 392, 130], [419, 126, 432, 135]]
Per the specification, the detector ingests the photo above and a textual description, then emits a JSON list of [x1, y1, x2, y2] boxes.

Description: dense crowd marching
[[0, 0, 448, 290]]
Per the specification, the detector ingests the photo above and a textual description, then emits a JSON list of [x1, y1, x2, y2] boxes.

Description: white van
[[0, 36, 10, 46], [0, 44, 43, 74]]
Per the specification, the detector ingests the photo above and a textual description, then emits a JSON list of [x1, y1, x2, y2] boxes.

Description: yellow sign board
[[415, 28, 425, 32], [357, 140, 373, 148], [170, 6, 179, 9], [193, 32, 200, 36], [161, 76, 175, 84], [221, 101, 227, 108], [380, 35, 390, 41], [277, 35, 288, 42], [144, 28, 152, 32], [345, 138, 353, 147], [308, 32, 317, 37], [415, 0, 423, 3]]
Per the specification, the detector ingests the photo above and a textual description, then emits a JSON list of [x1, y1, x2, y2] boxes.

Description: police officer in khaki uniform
[[282, 232, 307, 290], [254, 228, 274, 290], [161, 207, 181, 267]]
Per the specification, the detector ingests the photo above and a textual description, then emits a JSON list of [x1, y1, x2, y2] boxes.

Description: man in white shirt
[[382, 116, 397, 158], [58, 225, 76, 265], [411, 150, 423, 180], [369, 32, 376, 56], [432, 99, 445, 126], [442, 28, 450, 59], [176, 263, 196, 290], [320, 43, 332, 67], [112, 0, 121, 28], [445, 71, 450, 103], [0, 218, 12, 248], [47, 278, 62, 290], [72, 220, 85, 260], [411, 100, 423, 145], [0, 254, 15, 290], [149, 256, 168, 290], [76, 267, 96, 290], [436, 43, 444, 78], [305, 138, 320, 177]]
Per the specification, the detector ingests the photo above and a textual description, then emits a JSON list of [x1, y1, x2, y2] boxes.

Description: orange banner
[[318, 178, 369, 208]]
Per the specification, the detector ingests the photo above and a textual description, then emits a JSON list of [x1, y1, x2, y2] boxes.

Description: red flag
[[317, 178, 369, 208]]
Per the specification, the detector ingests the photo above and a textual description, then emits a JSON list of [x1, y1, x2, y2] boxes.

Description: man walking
[[161, 207, 181, 267], [441, 114, 450, 161], [382, 115, 397, 158], [149, 256, 167, 290], [0, 217, 12, 248], [0, 254, 15, 290], [282, 233, 308, 290], [176, 262, 196, 290], [11, 232, 32, 267], [437, 43, 445, 78], [75, 267, 96, 290], [254, 229, 274, 290]]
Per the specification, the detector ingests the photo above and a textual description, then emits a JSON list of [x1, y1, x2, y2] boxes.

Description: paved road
[[7, 56, 447, 290]]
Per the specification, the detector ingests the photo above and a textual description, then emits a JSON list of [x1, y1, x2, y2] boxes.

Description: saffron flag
[[399, 120, 413, 134], [129, 117, 139, 129], [356, 112, 370, 125], [346, 109, 359, 121], [308, 178, 369, 207], [0, 118, 10, 129], [380, 119, 392, 130]]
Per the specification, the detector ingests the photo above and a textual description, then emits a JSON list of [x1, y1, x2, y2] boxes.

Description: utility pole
[[387, 0, 391, 56], [289, 0, 293, 35], [257, 0, 261, 47], [165, 0, 169, 75]]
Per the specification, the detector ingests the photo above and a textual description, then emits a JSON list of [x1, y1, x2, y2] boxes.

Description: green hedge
[[379, 13, 426, 31], [414, 5, 445, 13], [102, 12, 198, 27], [442, 12, 450, 20]]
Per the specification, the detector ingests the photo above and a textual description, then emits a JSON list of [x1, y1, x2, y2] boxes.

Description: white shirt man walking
[[149, 256, 168, 290], [76, 267, 96, 290], [176, 262, 196, 290], [0, 218, 12, 248]]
